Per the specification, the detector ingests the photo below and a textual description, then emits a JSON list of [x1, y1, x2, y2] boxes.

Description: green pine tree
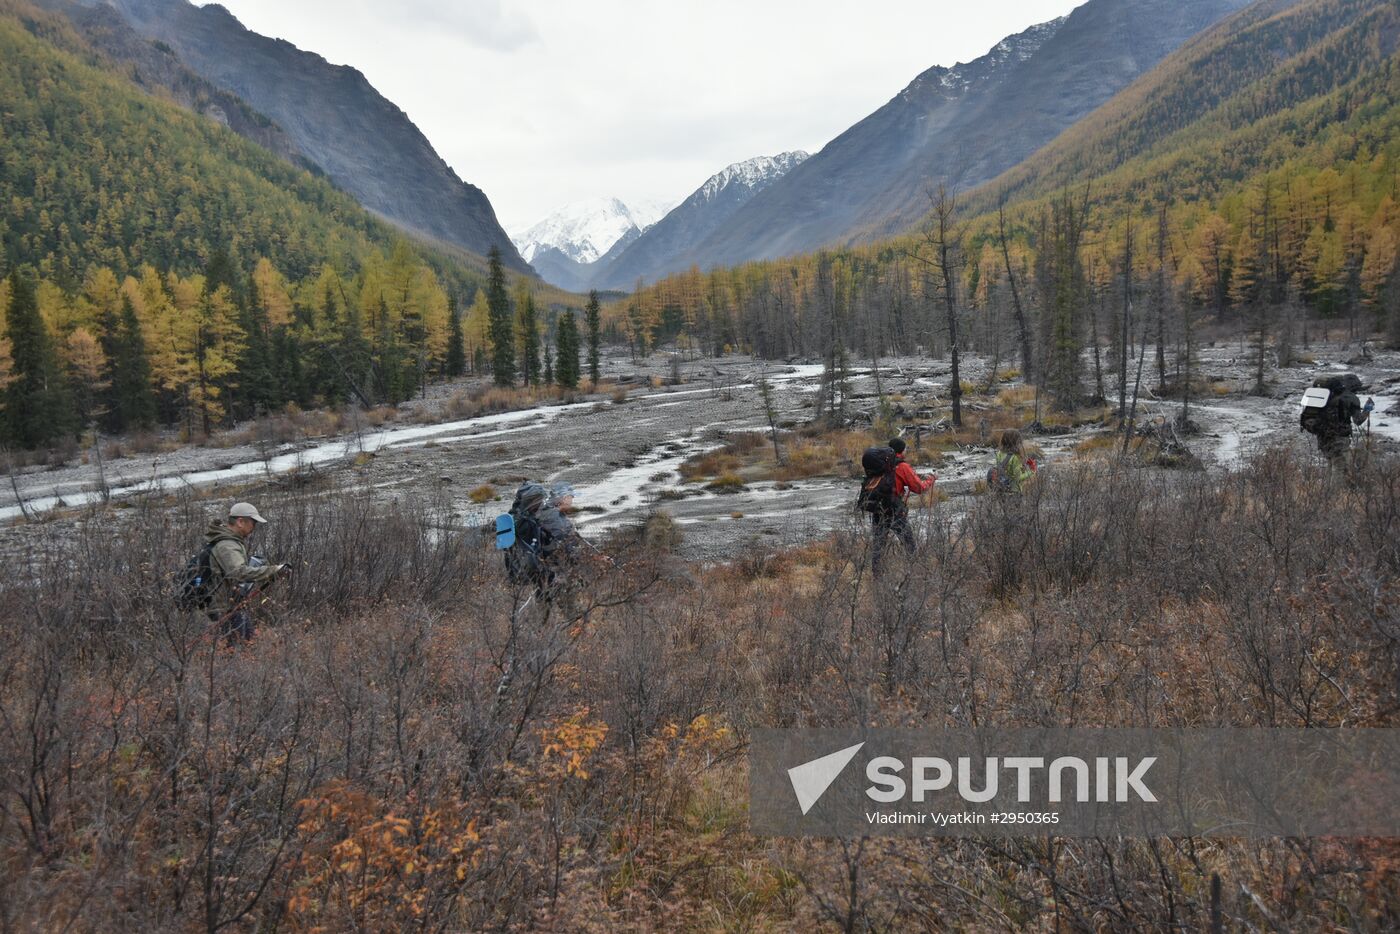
[[487, 246, 515, 386], [373, 296, 406, 404], [275, 327, 312, 408], [556, 309, 580, 389], [3, 271, 75, 448], [585, 290, 602, 386], [445, 294, 466, 378], [108, 293, 156, 431], [398, 294, 427, 400], [238, 276, 278, 416], [335, 291, 372, 406], [519, 293, 541, 386], [205, 247, 241, 303]]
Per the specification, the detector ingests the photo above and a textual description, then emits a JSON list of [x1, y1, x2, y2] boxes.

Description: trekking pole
[[579, 536, 616, 567]]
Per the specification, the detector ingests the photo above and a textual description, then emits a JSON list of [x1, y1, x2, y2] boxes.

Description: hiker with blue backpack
[[987, 429, 1036, 494], [497, 481, 595, 606], [858, 438, 936, 576]]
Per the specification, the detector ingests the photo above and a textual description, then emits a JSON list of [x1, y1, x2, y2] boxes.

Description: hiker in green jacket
[[205, 501, 287, 644], [990, 429, 1036, 494]]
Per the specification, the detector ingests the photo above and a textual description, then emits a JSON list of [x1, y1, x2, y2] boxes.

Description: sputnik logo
[[788, 742, 864, 815]]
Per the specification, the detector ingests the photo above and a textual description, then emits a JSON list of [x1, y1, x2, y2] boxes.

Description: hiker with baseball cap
[[205, 501, 288, 644]]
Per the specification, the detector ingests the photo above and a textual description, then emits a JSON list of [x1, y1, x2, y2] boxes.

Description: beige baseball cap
[[228, 502, 267, 524]]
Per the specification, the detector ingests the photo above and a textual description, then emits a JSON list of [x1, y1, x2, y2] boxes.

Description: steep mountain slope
[[593, 151, 809, 289], [523, 245, 595, 294], [86, 0, 529, 273], [27, 0, 311, 170], [683, 0, 1253, 271], [959, 0, 1388, 220], [612, 0, 1400, 363], [0, 1, 481, 288]]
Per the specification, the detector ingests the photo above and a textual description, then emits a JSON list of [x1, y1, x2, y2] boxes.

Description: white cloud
[[204, 1, 1086, 230]]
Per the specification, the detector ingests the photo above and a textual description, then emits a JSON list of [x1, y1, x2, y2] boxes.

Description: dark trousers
[[1318, 431, 1351, 461], [222, 610, 253, 645], [871, 505, 916, 575], [210, 595, 255, 645]]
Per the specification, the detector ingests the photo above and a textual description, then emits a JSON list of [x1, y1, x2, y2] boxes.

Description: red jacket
[[893, 457, 933, 497]]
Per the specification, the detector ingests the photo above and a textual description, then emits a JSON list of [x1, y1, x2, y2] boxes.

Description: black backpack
[[175, 543, 216, 611], [856, 446, 899, 515], [1299, 399, 1334, 437], [504, 484, 553, 586], [1300, 375, 1359, 437]]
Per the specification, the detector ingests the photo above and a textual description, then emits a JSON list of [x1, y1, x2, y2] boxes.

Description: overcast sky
[[203, 1, 1086, 233]]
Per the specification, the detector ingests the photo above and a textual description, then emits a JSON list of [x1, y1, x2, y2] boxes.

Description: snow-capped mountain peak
[[512, 197, 674, 265], [694, 151, 810, 204]]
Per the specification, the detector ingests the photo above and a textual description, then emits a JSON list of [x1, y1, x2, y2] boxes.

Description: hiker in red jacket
[[873, 438, 936, 575], [890, 438, 935, 499]]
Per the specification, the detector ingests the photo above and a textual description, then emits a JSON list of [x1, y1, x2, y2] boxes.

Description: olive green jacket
[[995, 451, 1034, 493], [204, 521, 279, 597]]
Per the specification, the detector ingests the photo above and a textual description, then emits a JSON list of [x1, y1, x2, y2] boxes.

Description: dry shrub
[[784, 440, 839, 478], [723, 431, 768, 455], [101, 430, 172, 460], [439, 384, 564, 422], [1074, 432, 1133, 456], [679, 432, 772, 480], [728, 541, 793, 581], [706, 472, 747, 493], [788, 428, 875, 471], [361, 405, 398, 427], [679, 450, 741, 480], [469, 484, 496, 504], [641, 511, 683, 552], [1, 450, 1398, 930], [997, 386, 1037, 407]]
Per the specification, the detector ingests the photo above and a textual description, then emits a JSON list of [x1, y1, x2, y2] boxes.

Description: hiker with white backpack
[[1300, 374, 1373, 462]]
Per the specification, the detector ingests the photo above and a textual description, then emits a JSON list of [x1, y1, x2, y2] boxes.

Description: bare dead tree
[[998, 198, 1036, 384], [757, 370, 784, 466], [1155, 202, 1170, 391], [905, 185, 967, 427], [1119, 218, 1134, 421]]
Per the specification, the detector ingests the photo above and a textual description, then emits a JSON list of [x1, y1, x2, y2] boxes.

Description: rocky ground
[[2, 342, 1397, 563]]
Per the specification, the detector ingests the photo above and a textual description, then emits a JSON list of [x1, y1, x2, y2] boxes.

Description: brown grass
[[0, 450, 1396, 929], [706, 472, 747, 493], [435, 385, 574, 423]]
